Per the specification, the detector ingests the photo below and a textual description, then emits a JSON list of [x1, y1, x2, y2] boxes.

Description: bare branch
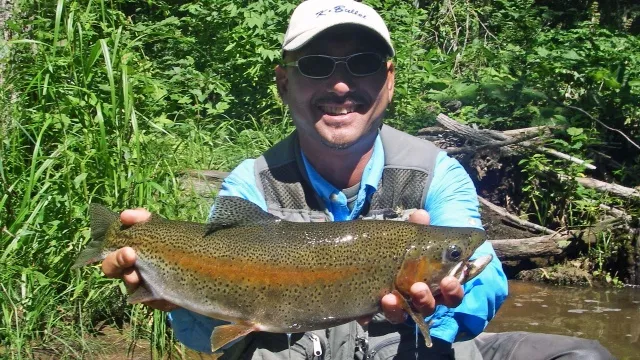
[[563, 103, 640, 151]]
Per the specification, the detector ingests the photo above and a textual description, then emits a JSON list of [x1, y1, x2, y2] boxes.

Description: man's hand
[[101, 208, 178, 312], [359, 209, 465, 325]]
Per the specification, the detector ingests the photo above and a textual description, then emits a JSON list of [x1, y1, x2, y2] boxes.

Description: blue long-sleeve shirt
[[168, 135, 509, 353]]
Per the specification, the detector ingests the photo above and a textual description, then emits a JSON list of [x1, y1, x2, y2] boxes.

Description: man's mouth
[[317, 104, 359, 116]]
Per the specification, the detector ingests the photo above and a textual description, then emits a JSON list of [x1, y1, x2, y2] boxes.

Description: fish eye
[[447, 245, 462, 261]]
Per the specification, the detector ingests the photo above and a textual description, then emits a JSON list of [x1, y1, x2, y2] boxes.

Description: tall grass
[[0, 0, 291, 358]]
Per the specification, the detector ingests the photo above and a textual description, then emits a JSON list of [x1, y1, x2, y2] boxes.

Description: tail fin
[[72, 203, 119, 268]]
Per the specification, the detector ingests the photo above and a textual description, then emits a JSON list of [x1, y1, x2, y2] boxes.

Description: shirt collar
[[300, 133, 384, 202]]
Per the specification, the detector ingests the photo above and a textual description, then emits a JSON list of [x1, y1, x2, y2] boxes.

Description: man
[[101, 1, 614, 358]]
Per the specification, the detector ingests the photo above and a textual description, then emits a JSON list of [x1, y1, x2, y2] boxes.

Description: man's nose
[[328, 62, 354, 96]]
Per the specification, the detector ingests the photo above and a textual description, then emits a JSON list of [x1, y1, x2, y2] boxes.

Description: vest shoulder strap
[[369, 125, 442, 211]]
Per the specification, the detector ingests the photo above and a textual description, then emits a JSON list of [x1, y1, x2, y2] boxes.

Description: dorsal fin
[[205, 196, 281, 235]]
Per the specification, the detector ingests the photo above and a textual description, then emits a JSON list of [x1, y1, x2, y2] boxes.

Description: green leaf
[[535, 47, 550, 57], [566, 127, 584, 136], [73, 173, 88, 189], [148, 181, 166, 194], [452, 83, 479, 99], [521, 88, 548, 100], [562, 50, 582, 60]]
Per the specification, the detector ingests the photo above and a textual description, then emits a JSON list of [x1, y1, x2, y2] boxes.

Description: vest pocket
[[366, 336, 455, 360], [364, 325, 454, 360], [240, 331, 326, 360]]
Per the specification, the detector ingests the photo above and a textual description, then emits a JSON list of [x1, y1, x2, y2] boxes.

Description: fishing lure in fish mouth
[[449, 254, 494, 285]]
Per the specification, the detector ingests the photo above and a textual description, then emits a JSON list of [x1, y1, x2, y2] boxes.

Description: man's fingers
[[438, 276, 464, 308], [408, 209, 430, 225], [410, 282, 437, 317], [380, 293, 408, 324], [102, 247, 137, 278], [122, 268, 141, 293], [120, 208, 152, 225]]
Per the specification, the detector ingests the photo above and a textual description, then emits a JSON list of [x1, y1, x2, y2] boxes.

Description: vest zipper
[[309, 333, 323, 357], [355, 335, 369, 357], [355, 325, 369, 359]]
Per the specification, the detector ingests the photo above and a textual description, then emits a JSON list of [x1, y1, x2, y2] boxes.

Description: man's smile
[[317, 104, 357, 115], [316, 98, 366, 117]]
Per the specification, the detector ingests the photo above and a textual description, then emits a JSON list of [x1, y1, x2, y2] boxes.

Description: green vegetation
[[1, 0, 638, 358]]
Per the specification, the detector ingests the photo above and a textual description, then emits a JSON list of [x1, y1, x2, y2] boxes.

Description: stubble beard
[[319, 135, 355, 150]]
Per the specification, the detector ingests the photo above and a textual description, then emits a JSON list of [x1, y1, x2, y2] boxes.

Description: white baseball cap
[[282, 0, 395, 57]]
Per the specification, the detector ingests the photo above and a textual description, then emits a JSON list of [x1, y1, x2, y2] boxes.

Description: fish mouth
[[448, 254, 494, 285]]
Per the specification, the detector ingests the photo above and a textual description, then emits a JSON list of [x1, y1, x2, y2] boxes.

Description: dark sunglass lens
[[297, 56, 335, 78], [347, 53, 383, 76]]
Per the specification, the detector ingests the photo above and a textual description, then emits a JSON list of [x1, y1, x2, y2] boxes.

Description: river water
[[485, 281, 640, 359]]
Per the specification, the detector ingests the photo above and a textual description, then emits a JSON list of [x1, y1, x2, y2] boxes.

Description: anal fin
[[392, 290, 433, 348], [210, 322, 256, 353]]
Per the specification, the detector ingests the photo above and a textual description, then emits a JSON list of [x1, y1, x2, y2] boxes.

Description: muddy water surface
[[485, 281, 640, 359]]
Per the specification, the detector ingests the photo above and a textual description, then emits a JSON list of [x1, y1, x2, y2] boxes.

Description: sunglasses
[[284, 52, 386, 79]]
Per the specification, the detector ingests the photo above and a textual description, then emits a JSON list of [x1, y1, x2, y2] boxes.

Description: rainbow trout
[[74, 196, 492, 354]]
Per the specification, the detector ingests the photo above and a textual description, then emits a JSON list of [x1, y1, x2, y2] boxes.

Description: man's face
[[276, 27, 395, 151]]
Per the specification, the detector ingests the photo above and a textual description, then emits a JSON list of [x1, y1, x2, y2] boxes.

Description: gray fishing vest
[[254, 125, 441, 222], [222, 125, 455, 360]]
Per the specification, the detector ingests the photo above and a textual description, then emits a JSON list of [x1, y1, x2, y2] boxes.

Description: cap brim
[[282, 21, 395, 57]]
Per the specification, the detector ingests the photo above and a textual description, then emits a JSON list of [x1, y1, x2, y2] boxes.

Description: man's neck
[[299, 132, 376, 189]]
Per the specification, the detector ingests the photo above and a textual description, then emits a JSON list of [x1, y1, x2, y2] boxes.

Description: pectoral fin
[[211, 322, 257, 353], [127, 286, 160, 304], [392, 290, 433, 348]]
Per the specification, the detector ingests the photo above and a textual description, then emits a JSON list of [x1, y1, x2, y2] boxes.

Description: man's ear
[[386, 61, 395, 102], [275, 65, 288, 101]]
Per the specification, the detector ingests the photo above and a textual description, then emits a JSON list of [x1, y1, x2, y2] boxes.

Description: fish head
[[395, 226, 487, 295], [438, 226, 487, 265]]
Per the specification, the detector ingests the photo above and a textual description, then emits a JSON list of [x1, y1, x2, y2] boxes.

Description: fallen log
[[557, 174, 640, 200], [446, 133, 539, 155], [598, 204, 632, 221], [179, 169, 228, 197], [436, 113, 597, 170], [436, 113, 497, 143], [502, 126, 554, 137], [478, 196, 557, 235], [488, 235, 572, 260]]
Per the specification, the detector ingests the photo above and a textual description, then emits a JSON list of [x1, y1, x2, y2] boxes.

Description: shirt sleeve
[[168, 159, 266, 353], [424, 152, 509, 343]]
